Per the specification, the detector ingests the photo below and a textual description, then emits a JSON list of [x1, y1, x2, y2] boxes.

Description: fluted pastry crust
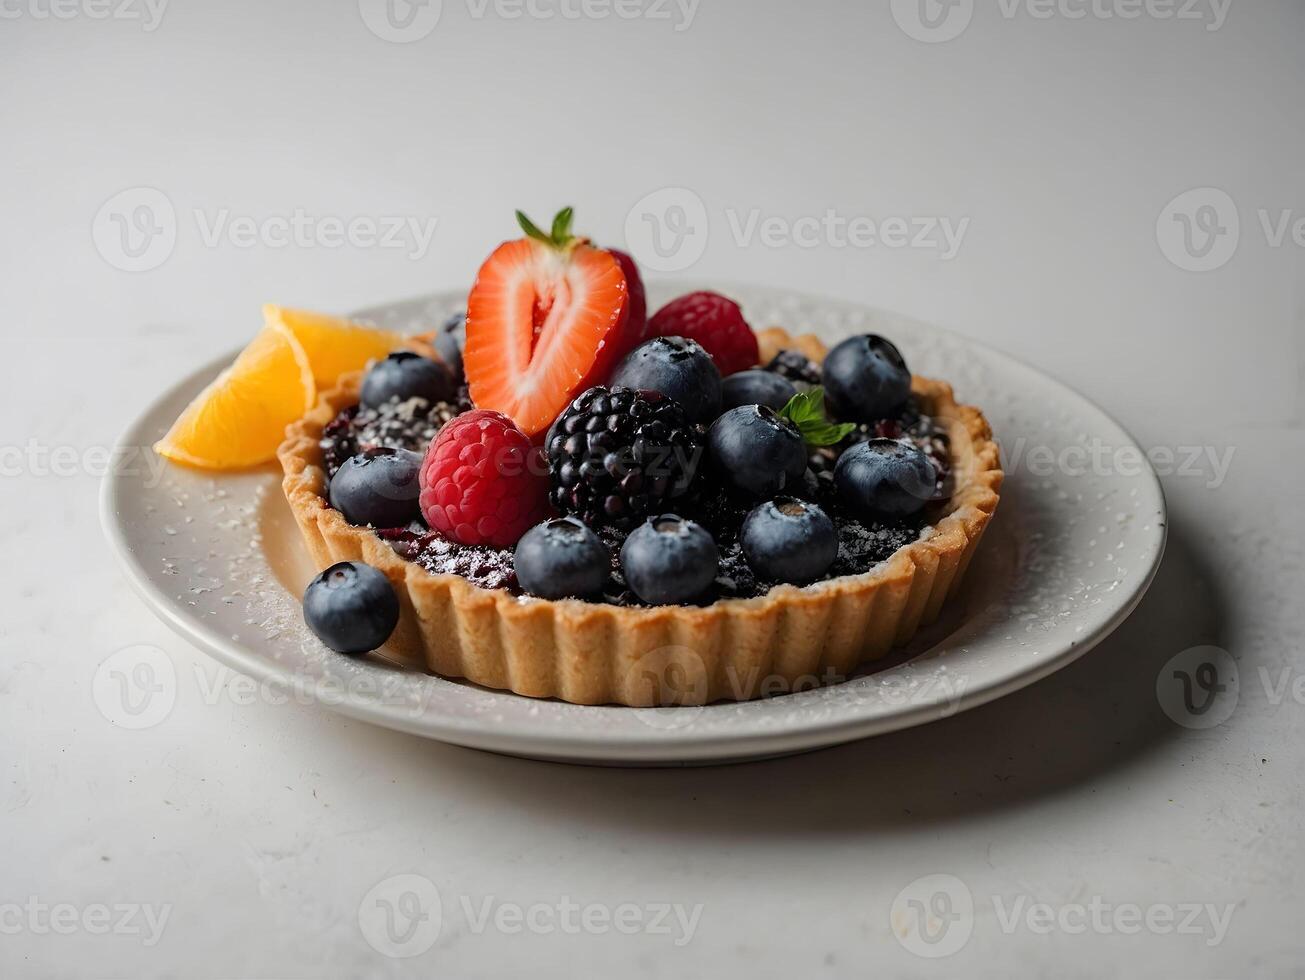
[[278, 328, 1002, 705]]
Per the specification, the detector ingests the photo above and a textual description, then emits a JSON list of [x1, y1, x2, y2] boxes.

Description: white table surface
[[3, 1, 1302, 975]]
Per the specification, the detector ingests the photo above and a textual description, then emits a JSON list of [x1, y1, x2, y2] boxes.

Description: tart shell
[[278, 328, 1003, 706]]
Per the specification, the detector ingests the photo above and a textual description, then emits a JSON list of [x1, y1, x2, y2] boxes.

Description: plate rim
[[101, 285, 1167, 762]]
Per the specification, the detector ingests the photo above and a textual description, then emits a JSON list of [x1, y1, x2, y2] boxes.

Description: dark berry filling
[[764, 349, 822, 386], [320, 396, 461, 479], [378, 527, 518, 592], [316, 346, 953, 606]]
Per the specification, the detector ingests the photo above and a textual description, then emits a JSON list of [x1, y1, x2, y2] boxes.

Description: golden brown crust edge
[[277, 328, 1003, 706]]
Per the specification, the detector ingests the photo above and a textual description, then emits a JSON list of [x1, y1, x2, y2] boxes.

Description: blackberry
[[454, 384, 474, 413], [546, 386, 703, 530], [764, 349, 822, 386], [841, 397, 924, 446], [807, 448, 840, 504], [681, 484, 751, 548], [320, 405, 360, 477]]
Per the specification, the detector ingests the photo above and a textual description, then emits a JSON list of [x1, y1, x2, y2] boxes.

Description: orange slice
[[154, 324, 316, 470], [264, 304, 403, 389]]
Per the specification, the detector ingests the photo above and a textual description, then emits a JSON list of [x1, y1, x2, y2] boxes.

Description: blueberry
[[361, 351, 457, 409], [328, 447, 423, 527], [822, 334, 912, 422], [514, 517, 610, 599], [719, 369, 798, 413], [302, 561, 400, 655], [609, 336, 722, 423], [741, 497, 838, 584], [706, 405, 807, 498], [433, 312, 466, 380], [834, 439, 936, 519], [620, 515, 719, 605]]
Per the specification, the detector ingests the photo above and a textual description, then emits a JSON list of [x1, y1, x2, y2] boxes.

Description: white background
[[3, 0, 1303, 975]]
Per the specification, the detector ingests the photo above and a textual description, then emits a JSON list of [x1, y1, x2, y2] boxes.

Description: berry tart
[[277, 210, 1002, 705]]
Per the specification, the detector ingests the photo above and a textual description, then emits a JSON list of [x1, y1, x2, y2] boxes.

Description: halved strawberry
[[465, 208, 632, 437], [609, 248, 648, 345]]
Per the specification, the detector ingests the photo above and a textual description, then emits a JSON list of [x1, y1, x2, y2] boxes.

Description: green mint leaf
[[797, 420, 858, 447], [550, 206, 575, 246], [516, 210, 552, 245], [779, 387, 857, 448]]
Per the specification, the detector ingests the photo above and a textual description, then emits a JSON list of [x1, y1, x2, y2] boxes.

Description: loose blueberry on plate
[[433, 311, 467, 380], [609, 336, 722, 424], [822, 334, 912, 422], [834, 438, 936, 519], [328, 446, 423, 527], [546, 386, 701, 530], [302, 561, 400, 655], [620, 515, 720, 605], [706, 405, 807, 498], [515, 517, 610, 600], [741, 497, 838, 585], [360, 351, 458, 409], [719, 369, 798, 412]]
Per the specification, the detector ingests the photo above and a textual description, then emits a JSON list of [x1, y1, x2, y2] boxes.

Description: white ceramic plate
[[101, 284, 1165, 766]]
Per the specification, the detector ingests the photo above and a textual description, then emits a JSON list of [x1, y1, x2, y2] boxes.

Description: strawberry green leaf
[[518, 207, 577, 249], [550, 206, 575, 246], [778, 387, 857, 448], [516, 210, 552, 245]]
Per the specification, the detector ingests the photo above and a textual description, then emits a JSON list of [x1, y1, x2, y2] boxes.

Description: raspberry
[[648, 291, 759, 377], [419, 410, 552, 548]]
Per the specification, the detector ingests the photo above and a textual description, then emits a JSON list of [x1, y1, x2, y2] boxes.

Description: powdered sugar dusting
[[106, 283, 1165, 763]]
